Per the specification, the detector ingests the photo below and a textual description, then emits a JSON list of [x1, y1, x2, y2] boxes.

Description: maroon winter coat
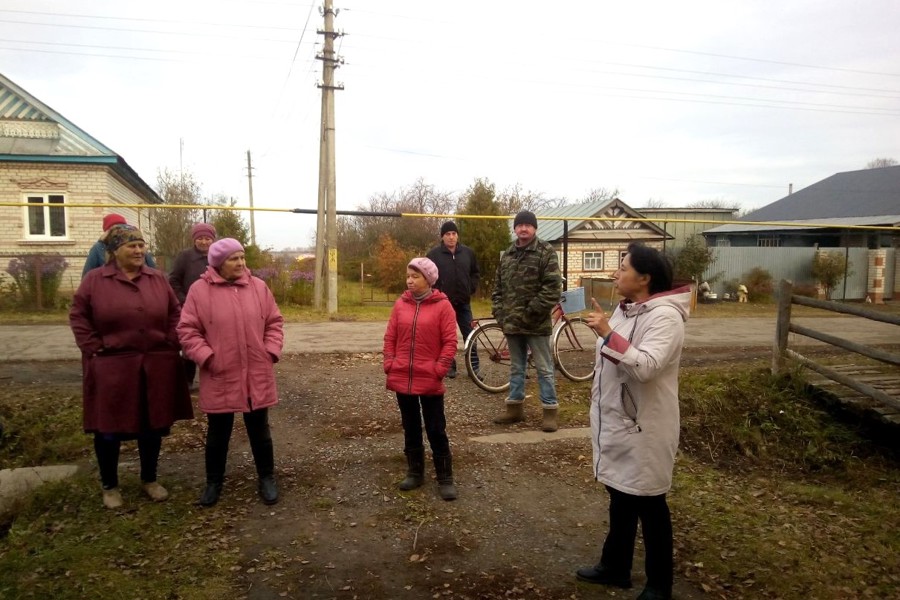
[[383, 290, 458, 395], [69, 263, 193, 435]]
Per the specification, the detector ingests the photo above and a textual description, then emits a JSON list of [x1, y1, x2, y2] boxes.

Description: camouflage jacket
[[491, 236, 561, 336]]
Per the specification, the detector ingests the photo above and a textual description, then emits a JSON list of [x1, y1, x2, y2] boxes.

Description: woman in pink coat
[[177, 238, 284, 507], [383, 257, 458, 500]]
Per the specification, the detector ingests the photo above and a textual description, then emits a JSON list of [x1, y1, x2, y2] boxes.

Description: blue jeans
[[506, 334, 558, 407], [453, 302, 478, 372]]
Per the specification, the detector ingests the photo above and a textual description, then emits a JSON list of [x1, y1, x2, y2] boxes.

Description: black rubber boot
[[399, 448, 425, 491], [636, 586, 672, 600], [434, 454, 458, 501], [575, 563, 633, 588], [258, 476, 279, 505], [198, 481, 223, 507]]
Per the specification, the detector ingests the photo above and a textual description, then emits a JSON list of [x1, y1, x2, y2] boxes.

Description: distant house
[[703, 166, 900, 249], [525, 198, 671, 289], [636, 206, 737, 252], [701, 166, 900, 303], [0, 72, 161, 291]]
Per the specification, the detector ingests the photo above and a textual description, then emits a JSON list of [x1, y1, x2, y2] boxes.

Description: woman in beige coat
[[576, 242, 691, 600]]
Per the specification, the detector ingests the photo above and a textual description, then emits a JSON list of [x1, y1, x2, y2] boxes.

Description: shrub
[[255, 266, 314, 306], [6, 254, 69, 310], [811, 251, 852, 300], [744, 266, 774, 303]]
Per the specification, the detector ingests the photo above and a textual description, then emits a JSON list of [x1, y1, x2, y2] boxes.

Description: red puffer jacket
[[383, 290, 458, 395]]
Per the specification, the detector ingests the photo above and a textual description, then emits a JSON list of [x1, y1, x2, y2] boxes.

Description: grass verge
[[0, 475, 239, 599]]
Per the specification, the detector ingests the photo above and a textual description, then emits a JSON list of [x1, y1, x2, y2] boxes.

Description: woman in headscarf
[[70, 225, 193, 509], [177, 238, 284, 507]]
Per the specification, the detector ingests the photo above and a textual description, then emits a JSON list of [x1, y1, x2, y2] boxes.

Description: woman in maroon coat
[[70, 225, 192, 509], [383, 257, 458, 500]]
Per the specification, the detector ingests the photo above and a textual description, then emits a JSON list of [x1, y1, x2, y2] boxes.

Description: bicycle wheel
[[553, 316, 598, 382], [464, 322, 511, 393]]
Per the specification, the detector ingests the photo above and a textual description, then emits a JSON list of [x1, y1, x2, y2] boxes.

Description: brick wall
[[553, 240, 665, 290], [0, 162, 154, 291]]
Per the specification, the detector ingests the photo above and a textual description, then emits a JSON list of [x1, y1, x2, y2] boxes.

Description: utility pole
[[314, 0, 344, 313], [246, 150, 256, 246]]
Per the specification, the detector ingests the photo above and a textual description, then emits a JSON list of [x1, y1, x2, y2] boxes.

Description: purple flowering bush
[[254, 263, 315, 305], [6, 253, 69, 310]]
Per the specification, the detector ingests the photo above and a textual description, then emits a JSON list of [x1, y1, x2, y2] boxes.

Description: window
[[716, 237, 731, 247], [25, 194, 67, 239], [583, 251, 603, 271], [757, 236, 780, 248]]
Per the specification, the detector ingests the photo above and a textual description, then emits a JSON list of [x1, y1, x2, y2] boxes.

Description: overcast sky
[[3, 1, 899, 249]]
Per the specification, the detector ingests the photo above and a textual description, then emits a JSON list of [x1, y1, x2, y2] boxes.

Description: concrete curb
[[470, 427, 590, 444], [0, 464, 80, 516]]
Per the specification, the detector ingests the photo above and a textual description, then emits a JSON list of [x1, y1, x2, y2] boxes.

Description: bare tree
[[495, 183, 559, 214], [152, 168, 202, 262], [642, 198, 667, 209], [865, 157, 898, 169], [688, 199, 739, 212], [336, 178, 454, 279], [581, 187, 620, 204]]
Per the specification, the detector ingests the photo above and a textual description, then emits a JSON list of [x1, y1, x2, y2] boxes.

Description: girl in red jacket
[[383, 257, 459, 500]]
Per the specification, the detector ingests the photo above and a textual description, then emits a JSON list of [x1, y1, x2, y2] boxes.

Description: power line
[[0, 37, 294, 61], [0, 17, 299, 43], [0, 8, 302, 32]]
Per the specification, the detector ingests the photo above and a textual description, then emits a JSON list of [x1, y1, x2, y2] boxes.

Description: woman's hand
[[586, 298, 612, 339]]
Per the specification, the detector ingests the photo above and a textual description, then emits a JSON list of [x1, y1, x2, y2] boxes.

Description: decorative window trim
[[583, 250, 604, 271], [23, 193, 68, 240]]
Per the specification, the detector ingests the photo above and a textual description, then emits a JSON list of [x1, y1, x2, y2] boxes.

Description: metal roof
[[524, 198, 670, 242], [706, 165, 900, 234], [0, 72, 161, 202]]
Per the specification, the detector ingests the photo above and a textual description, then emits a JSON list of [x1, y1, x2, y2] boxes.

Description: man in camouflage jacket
[[491, 210, 562, 432]]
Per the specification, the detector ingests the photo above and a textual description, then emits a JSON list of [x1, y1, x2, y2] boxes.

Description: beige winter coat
[[590, 286, 691, 496]]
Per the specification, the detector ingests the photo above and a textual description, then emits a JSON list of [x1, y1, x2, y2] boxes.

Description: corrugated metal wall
[[701, 247, 892, 300]]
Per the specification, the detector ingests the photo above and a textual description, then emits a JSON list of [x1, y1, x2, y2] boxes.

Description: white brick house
[[528, 198, 672, 289], [0, 72, 161, 292]]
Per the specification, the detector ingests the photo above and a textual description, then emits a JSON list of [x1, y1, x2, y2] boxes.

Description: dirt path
[[6, 352, 749, 599]]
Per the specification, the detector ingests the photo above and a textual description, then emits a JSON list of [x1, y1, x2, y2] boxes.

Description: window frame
[[23, 193, 68, 240], [582, 250, 604, 272]]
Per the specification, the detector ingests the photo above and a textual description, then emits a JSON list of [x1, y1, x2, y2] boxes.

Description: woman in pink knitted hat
[[177, 238, 284, 507], [383, 257, 459, 500], [169, 222, 218, 388]]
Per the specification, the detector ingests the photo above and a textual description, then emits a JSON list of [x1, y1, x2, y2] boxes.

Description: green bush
[[743, 266, 774, 303]]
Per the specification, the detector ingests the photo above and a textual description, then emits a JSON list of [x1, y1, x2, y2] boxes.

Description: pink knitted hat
[[408, 257, 439, 287], [208, 238, 244, 268]]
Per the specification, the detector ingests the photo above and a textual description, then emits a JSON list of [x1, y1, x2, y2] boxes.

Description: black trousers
[[205, 408, 274, 483], [396, 393, 450, 456], [183, 357, 197, 384], [94, 433, 162, 489], [600, 485, 673, 593]]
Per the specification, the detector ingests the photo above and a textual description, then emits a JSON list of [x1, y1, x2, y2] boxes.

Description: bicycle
[[463, 299, 599, 393]]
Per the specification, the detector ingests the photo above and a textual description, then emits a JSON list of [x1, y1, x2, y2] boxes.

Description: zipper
[[406, 302, 420, 394]]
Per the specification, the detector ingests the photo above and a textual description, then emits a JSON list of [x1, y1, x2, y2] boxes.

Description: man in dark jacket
[[491, 210, 561, 432], [427, 221, 481, 378]]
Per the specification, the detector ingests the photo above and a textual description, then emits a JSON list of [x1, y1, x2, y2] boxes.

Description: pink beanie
[[408, 257, 439, 287], [191, 222, 217, 241], [208, 238, 244, 268]]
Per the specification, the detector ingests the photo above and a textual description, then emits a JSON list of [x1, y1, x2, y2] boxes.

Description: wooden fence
[[772, 279, 900, 416]]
